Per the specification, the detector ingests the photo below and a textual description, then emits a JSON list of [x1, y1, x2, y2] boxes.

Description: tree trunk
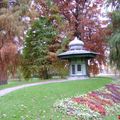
[[0, 67, 8, 85], [40, 66, 49, 79], [42, 67, 49, 79]]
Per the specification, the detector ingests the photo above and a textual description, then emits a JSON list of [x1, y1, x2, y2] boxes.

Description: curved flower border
[[54, 81, 120, 120]]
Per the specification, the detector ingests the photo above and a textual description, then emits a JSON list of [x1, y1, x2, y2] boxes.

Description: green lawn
[[0, 79, 44, 90], [0, 77, 117, 120]]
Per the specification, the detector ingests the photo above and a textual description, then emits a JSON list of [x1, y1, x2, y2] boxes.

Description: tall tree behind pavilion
[[53, 0, 108, 75]]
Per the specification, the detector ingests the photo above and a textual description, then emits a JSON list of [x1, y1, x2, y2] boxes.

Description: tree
[[106, 0, 120, 70], [21, 0, 68, 79], [53, 0, 107, 75], [0, 8, 23, 84], [22, 17, 58, 79], [0, 0, 38, 85]]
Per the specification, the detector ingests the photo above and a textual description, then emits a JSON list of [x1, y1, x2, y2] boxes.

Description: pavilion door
[[71, 64, 83, 76], [72, 65, 75, 75]]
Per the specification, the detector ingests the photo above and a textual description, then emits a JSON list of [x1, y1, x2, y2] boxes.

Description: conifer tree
[[23, 17, 58, 79]]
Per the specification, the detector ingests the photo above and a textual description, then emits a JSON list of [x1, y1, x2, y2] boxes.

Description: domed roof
[[58, 37, 97, 59], [69, 37, 84, 46]]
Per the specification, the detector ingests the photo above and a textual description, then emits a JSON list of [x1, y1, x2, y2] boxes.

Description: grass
[[0, 78, 45, 90], [0, 77, 116, 120]]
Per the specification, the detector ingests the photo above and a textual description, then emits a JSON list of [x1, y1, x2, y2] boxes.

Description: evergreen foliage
[[23, 17, 58, 79], [109, 11, 120, 70], [106, 0, 120, 70]]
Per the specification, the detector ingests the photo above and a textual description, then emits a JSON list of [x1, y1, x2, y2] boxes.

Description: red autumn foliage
[[0, 38, 19, 85], [53, 0, 109, 75]]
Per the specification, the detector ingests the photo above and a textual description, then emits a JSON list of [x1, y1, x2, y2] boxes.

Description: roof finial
[[74, 31, 81, 40], [69, 37, 84, 50]]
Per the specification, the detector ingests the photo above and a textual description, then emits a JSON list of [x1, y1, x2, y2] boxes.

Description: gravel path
[[0, 79, 83, 97]]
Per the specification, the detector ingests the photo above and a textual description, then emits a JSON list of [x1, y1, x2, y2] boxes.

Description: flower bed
[[54, 81, 120, 120]]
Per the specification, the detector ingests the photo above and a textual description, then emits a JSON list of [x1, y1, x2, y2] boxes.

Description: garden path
[[0, 79, 84, 97]]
